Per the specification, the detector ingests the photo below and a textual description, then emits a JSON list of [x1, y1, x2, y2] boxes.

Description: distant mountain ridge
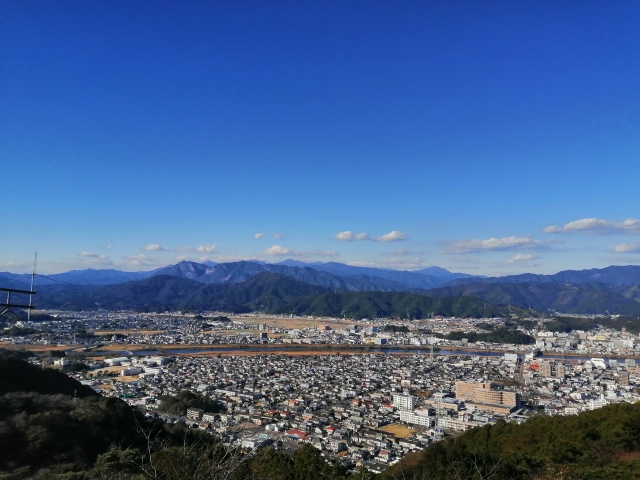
[[29, 272, 527, 319], [151, 260, 420, 291], [444, 265, 640, 287], [0, 261, 470, 291], [428, 280, 640, 316]]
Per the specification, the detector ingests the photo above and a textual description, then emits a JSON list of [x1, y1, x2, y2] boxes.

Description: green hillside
[[383, 402, 640, 480], [271, 290, 529, 319], [429, 281, 640, 316], [32, 272, 529, 318]]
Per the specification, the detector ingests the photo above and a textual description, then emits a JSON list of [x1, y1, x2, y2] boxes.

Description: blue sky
[[2, 1, 639, 275]]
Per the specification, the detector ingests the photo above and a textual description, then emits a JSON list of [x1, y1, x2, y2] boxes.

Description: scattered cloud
[[543, 218, 640, 235], [608, 242, 640, 254], [335, 230, 406, 242], [373, 230, 408, 242], [142, 244, 170, 251], [76, 252, 113, 265], [1, 261, 35, 271], [442, 235, 556, 254], [262, 245, 338, 258], [335, 231, 361, 241], [178, 246, 193, 252], [126, 254, 160, 266], [504, 253, 540, 264], [254, 233, 264, 240], [272, 233, 283, 239], [263, 245, 291, 255], [174, 255, 188, 261], [104, 244, 113, 249], [196, 244, 217, 253]]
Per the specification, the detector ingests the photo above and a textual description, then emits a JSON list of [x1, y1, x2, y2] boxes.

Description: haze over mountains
[[2, 261, 640, 316]]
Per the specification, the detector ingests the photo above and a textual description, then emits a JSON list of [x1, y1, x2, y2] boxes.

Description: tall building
[[539, 361, 552, 378], [455, 382, 520, 408], [555, 364, 565, 379], [393, 393, 416, 411], [618, 372, 630, 386]]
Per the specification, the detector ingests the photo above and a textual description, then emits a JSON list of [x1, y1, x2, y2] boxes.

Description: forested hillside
[[27, 273, 528, 318], [383, 402, 640, 480]]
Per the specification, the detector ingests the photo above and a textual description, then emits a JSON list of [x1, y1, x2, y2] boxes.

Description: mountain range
[[20, 272, 528, 319], [3, 261, 640, 316], [429, 281, 640, 316]]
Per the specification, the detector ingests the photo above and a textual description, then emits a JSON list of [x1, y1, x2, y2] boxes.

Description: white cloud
[[196, 244, 217, 253], [608, 242, 640, 254], [504, 253, 540, 264], [334, 231, 370, 241], [174, 255, 188, 261], [126, 254, 160, 266], [272, 233, 283, 239], [262, 245, 338, 258], [543, 218, 640, 235], [335, 231, 356, 241], [142, 244, 170, 251], [104, 244, 113, 249], [442, 236, 555, 254], [373, 230, 408, 242], [2, 261, 32, 269], [76, 252, 113, 265], [254, 233, 264, 240], [263, 245, 291, 255]]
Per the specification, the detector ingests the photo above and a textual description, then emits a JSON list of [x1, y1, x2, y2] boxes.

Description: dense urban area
[[3, 309, 639, 474]]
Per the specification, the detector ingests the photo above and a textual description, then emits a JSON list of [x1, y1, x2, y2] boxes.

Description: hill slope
[[152, 260, 417, 291], [385, 402, 640, 480], [445, 265, 640, 288], [31, 272, 526, 318], [428, 281, 640, 315]]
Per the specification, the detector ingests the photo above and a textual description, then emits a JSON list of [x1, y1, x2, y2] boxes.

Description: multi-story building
[[455, 382, 520, 408], [186, 407, 204, 420], [393, 393, 416, 411], [556, 364, 566, 379], [539, 361, 552, 378], [398, 410, 432, 426], [618, 372, 630, 386]]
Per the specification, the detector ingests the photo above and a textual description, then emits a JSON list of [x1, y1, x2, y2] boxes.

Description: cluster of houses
[[61, 349, 640, 472]]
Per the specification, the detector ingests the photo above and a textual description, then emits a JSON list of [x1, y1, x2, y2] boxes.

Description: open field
[[114, 375, 141, 383], [378, 424, 419, 439]]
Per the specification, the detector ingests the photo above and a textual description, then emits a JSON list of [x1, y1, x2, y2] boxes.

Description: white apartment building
[[393, 393, 416, 411], [399, 410, 432, 427]]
